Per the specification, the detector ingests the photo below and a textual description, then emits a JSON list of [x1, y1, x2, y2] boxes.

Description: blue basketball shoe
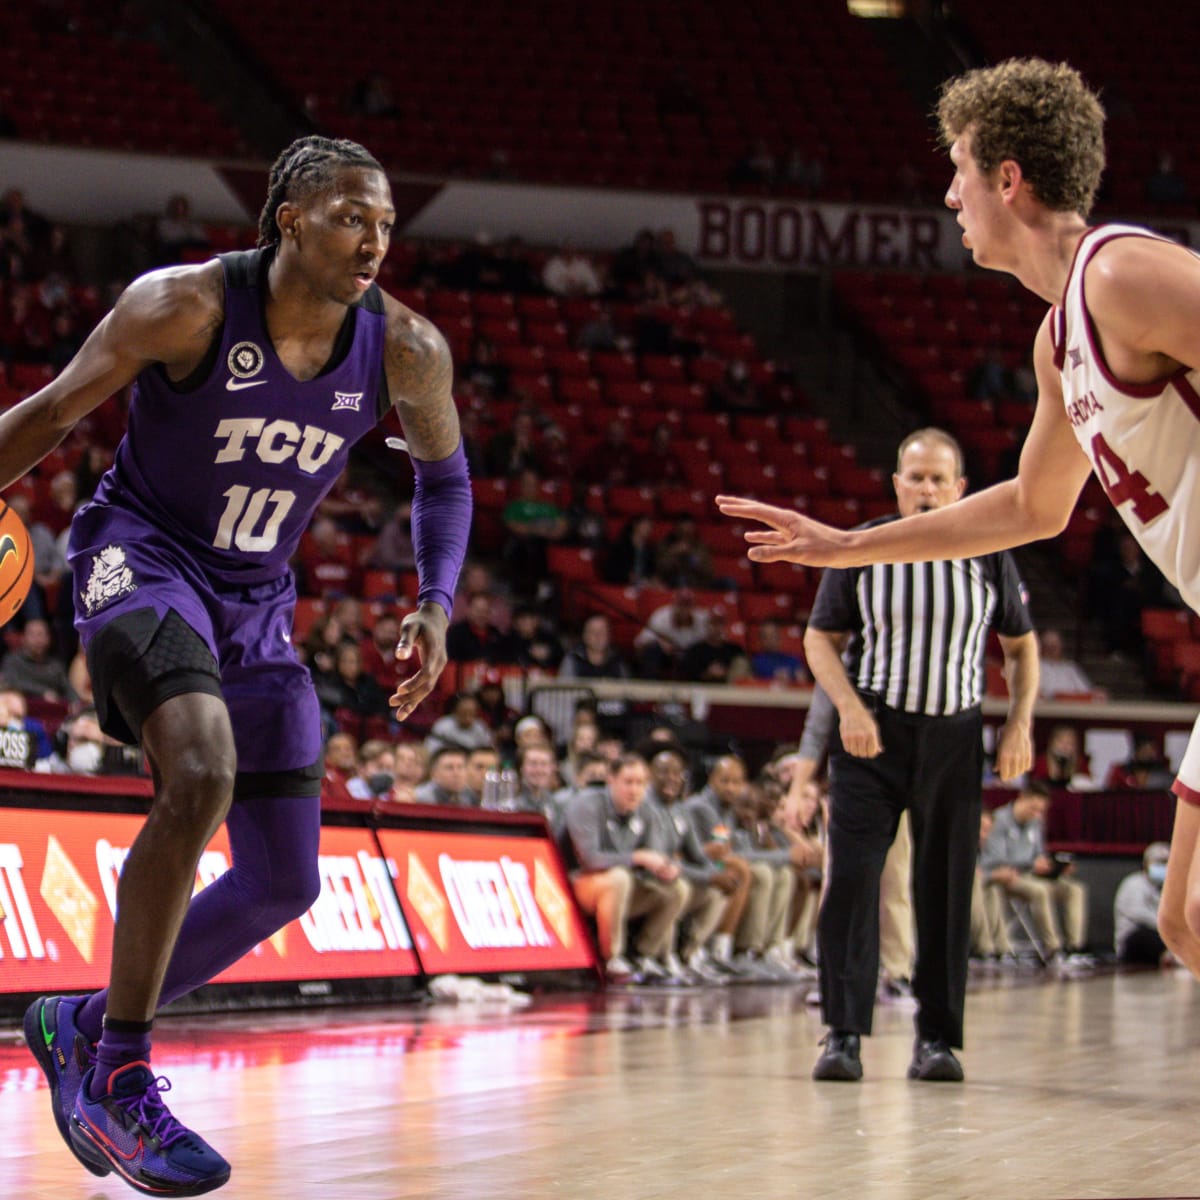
[[69, 1062, 231, 1196], [23, 995, 108, 1176]]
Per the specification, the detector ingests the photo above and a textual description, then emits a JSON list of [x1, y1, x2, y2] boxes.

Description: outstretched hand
[[715, 495, 849, 567], [389, 603, 450, 722]]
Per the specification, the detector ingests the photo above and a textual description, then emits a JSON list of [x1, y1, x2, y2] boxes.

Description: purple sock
[[91, 1020, 152, 1098], [77, 792, 322, 1044]]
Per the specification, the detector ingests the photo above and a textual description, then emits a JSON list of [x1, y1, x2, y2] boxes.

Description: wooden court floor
[[1, 969, 1199, 1200]]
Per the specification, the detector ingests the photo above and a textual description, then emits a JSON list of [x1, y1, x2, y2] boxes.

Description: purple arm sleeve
[[410, 440, 472, 619]]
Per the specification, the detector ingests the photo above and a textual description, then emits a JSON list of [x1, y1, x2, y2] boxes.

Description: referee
[[803, 428, 1037, 1083]]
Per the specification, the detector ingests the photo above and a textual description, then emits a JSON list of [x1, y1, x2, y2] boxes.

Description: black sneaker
[[907, 1037, 964, 1082], [812, 1030, 863, 1081]]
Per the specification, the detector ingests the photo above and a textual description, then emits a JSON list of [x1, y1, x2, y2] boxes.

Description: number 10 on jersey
[[214, 485, 296, 552]]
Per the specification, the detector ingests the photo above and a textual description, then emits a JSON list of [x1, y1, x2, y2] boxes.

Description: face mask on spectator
[[68, 742, 103, 774], [367, 771, 395, 795], [1148, 862, 1168, 885]]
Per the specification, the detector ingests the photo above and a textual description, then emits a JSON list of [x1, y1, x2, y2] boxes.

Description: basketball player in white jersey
[[716, 57, 1200, 981]]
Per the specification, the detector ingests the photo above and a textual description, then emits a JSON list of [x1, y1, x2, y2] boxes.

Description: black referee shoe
[[812, 1031, 862, 1081], [907, 1037, 964, 1082]]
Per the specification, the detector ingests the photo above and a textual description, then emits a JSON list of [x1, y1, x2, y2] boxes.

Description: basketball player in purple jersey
[[718, 60, 1200, 993], [13, 136, 471, 1195]]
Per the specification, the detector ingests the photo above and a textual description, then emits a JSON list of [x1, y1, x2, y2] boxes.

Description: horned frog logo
[[80, 544, 137, 616]]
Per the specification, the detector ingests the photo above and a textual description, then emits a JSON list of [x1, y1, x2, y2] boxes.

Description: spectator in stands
[[310, 642, 389, 726], [981, 780, 1091, 968], [73, 445, 111, 503], [446, 592, 505, 663], [390, 741, 427, 805], [728, 139, 777, 189], [552, 750, 609, 824], [365, 499, 415, 576], [542, 239, 604, 297], [772, 776, 825, 964], [708, 358, 762, 413], [513, 713, 554, 754], [0, 618, 74, 703], [474, 671, 519, 755], [515, 743, 560, 823], [1037, 629, 1101, 698], [679, 612, 751, 683], [563, 753, 690, 984], [154, 194, 211, 266], [320, 731, 359, 807], [610, 229, 660, 300], [654, 229, 700, 292], [1088, 531, 1168, 659], [359, 611, 400, 691], [656, 517, 715, 589], [35, 708, 108, 776], [300, 611, 350, 679], [330, 597, 367, 647], [644, 745, 740, 982], [493, 605, 563, 671], [463, 334, 511, 401], [537, 421, 573, 481], [6, 492, 66, 625], [347, 739, 397, 803], [414, 746, 474, 806], [425, 692, 495, 756], [576, 309, 623, 353], [1, 188, 49, 255], [1144, 150, 1189, 206], [47, 309, 83, 373], [633, 424, 685, 488], [295, 515, 359, 597], [464, 745, 500, 807], [634, 589, 712, 678], [0, 284, 52, 364], [485, 410, 539, 478], [37, 469, 80, 538], [559, 718, 599, 788], [502, 467, 568, 580], [1114, 841, 1170, 965], [1035, 724, 1094, 790], [779, 146, 826, 197], [349, 71, 398, 117], [603, 516, 661, 586], [685, 755, 792, 978], [966, 350, 1011, 402], [969, 809, 1015, 963], [0, 686, 53, 766], [581, 418, 634, 488], [751, 618, 808, 684], [1106, 735, 1174, 791], [558, 614, 630, 680]]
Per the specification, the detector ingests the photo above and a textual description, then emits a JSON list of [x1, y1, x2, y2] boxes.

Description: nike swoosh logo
[[225, 378, 268, 391]]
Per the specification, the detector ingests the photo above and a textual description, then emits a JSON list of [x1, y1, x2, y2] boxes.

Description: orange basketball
[[0, 500, 35, 628]]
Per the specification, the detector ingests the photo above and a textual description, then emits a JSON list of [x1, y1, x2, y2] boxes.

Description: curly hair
[[257, 135, 384, 247], [937, 58, 1105, 216]]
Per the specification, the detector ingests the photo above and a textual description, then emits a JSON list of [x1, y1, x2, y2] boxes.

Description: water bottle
[[499, 768, 520, 812], [481, 769, 502, 810]]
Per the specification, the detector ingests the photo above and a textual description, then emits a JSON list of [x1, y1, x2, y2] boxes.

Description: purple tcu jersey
[[84, 248, 389, 587]]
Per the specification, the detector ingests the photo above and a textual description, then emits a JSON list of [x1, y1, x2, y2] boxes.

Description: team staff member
[[802, 429, 1037, 1083]]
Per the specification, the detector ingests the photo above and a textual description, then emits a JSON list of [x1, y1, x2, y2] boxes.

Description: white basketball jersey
[[1052, 223, 1200, 614]]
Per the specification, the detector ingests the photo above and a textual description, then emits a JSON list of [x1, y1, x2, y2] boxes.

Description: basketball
[[0, 500, 35, 628]]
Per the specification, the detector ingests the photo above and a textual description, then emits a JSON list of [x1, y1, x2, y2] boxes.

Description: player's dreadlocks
[[257, 135, 384, 248]]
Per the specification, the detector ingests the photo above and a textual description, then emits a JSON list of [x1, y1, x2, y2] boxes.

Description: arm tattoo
[[387, 317, 460, 461]]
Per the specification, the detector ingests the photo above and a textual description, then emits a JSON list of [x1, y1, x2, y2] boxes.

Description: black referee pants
[[817, 702, 983, 1048]]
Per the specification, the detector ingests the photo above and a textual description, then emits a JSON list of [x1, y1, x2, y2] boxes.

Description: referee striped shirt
[[807, 515, 1033, 717]]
